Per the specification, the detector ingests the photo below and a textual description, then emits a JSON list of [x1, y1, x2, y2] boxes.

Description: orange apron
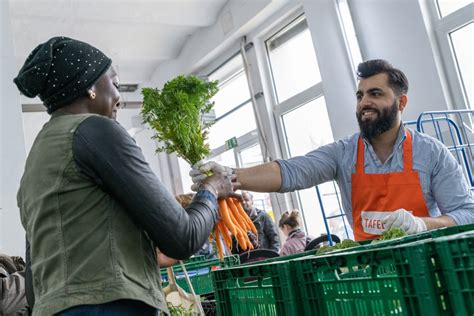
[[352, 130, 429, 240]]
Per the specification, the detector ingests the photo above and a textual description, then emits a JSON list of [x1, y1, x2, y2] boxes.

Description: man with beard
[[191, 59, 474, 241], [239, 191, 280, 252]]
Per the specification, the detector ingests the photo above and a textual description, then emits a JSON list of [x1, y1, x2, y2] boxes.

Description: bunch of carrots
[[141, 76, 257, 260], [213, 197, 257, 260]]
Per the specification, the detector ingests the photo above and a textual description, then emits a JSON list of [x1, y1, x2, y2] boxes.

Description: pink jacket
[[280, 229, 309, 256]]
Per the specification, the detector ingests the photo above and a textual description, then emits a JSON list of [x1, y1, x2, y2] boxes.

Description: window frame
[[260, 10, 354, 238], [427, 1, 473, 109]]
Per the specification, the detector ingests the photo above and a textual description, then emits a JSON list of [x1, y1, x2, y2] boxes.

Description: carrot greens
[[141, 75, 218, 166]]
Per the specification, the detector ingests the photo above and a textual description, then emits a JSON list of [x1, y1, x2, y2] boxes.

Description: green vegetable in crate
[[337, 239, 361, 248], [371, 227, 407, 244], [141, 75, 218, 165], [382, 227, 407, 239], [316, 239, 361, 255], [166, 302, 198, 316], [315, 245, 333, 255]]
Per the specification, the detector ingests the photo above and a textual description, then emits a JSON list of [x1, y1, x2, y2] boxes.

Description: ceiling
[[9, 0, 229, 87]]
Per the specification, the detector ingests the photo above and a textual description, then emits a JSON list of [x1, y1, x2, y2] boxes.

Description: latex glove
[[382, 209, 427, 234], [189, 161, 234, 191]]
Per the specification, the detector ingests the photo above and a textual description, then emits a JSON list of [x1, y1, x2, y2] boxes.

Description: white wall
[[348, 0, 448, 120], [148, 0, 290, 87], [1, 0, 27, 256]]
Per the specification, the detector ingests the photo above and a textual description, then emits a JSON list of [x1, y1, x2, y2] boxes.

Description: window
[[178, 157, 193, 193], [429, 1, 473, 109], [280, 97, 353, 239], [207, 54, 257, 149], [268, 14, 352, 239], [436, 0, 472, 17], [336, 0, 363, 73], [266, 15, 322, 103], [450, 23, 473, 107], [205, 53, 275, 215]]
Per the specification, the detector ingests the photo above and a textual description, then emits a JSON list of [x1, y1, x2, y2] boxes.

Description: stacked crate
[[212, 224, 474, 315], [161, 255, 240, 296]]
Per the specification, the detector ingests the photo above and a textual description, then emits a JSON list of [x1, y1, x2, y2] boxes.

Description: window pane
[[239, 143, 263, 168], [319, 182, 343, 218], [296, 188, 327, 237], [266, 16, 321, 103], [178, 157, 193, 193], [328, 217, 354, 240], [281, 97, 352, 237], [207, 54, 255, 151], [209, 54, 244, 87], [437, 0, 472, 17], [450, 23, 473, 108], [211, 150, 236, 169], [282, 97, 334, 156], [208, 102, 256, 149], [211, 70, 251, 117]]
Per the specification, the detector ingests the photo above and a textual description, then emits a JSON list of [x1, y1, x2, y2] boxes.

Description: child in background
[[157, 193, 217, 267], [278, 210, 311, 256]]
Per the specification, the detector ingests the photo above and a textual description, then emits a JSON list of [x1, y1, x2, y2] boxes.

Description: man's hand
[[190, 161, 235, 191], [382, 209, 427, 234]]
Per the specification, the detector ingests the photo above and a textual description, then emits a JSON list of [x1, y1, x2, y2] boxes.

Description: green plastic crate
[[434, 231, 474, 315], [355, 223, 474, 251], [292, 240, 451, 315], [185, 255, 206, 263], [212, 260, 301, 316], [161, 255, 239, 295], [240, 249, 317, 265]]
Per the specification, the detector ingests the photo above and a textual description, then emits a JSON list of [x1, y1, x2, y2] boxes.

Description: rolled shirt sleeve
[[428, 137, 474, 225], [277, 141, 340, 193]]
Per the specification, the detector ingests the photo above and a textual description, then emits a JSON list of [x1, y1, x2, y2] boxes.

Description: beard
[[357, 100, 399, 140]]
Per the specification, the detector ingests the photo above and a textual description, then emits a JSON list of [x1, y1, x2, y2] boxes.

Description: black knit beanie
[[14, 36, 112, 113]]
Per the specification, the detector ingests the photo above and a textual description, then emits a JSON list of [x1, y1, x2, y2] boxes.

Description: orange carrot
[[218, 199, 237, 236], [233, 198, 258, 235], [213, 225, 224, 260], [213, 197, 260, 260], [226, 199, 248, 230]]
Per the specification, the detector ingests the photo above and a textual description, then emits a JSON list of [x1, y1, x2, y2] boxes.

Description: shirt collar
[[362, 123, 407, 147]]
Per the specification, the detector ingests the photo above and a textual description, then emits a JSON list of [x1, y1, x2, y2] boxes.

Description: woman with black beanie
[[14, 36, 235, 316]]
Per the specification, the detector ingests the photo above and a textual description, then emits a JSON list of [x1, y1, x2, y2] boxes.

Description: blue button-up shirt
[[278, 126, 474, 226]]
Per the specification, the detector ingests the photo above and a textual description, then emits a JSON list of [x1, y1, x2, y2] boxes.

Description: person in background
[[157, 193, 217, 267], [174, 193, 217, 260], [239, 191, 280, 253], [0, 254, 29, 315], [14, 36, 235, 315], [191, 59, 474, 241], [278, 210, 312, 256]]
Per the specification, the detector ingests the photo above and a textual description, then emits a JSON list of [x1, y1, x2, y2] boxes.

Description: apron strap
[[356, 129, 413, 174], [356, 136, 365, 174], [402, 129, 413, 171]]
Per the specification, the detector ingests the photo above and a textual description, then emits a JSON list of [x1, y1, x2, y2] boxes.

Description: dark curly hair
[[357, 59, 408, 96]]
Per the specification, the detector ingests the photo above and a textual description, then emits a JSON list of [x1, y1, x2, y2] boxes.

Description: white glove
[[382, 209, 427, 234], [189, 161, 234, 191]]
